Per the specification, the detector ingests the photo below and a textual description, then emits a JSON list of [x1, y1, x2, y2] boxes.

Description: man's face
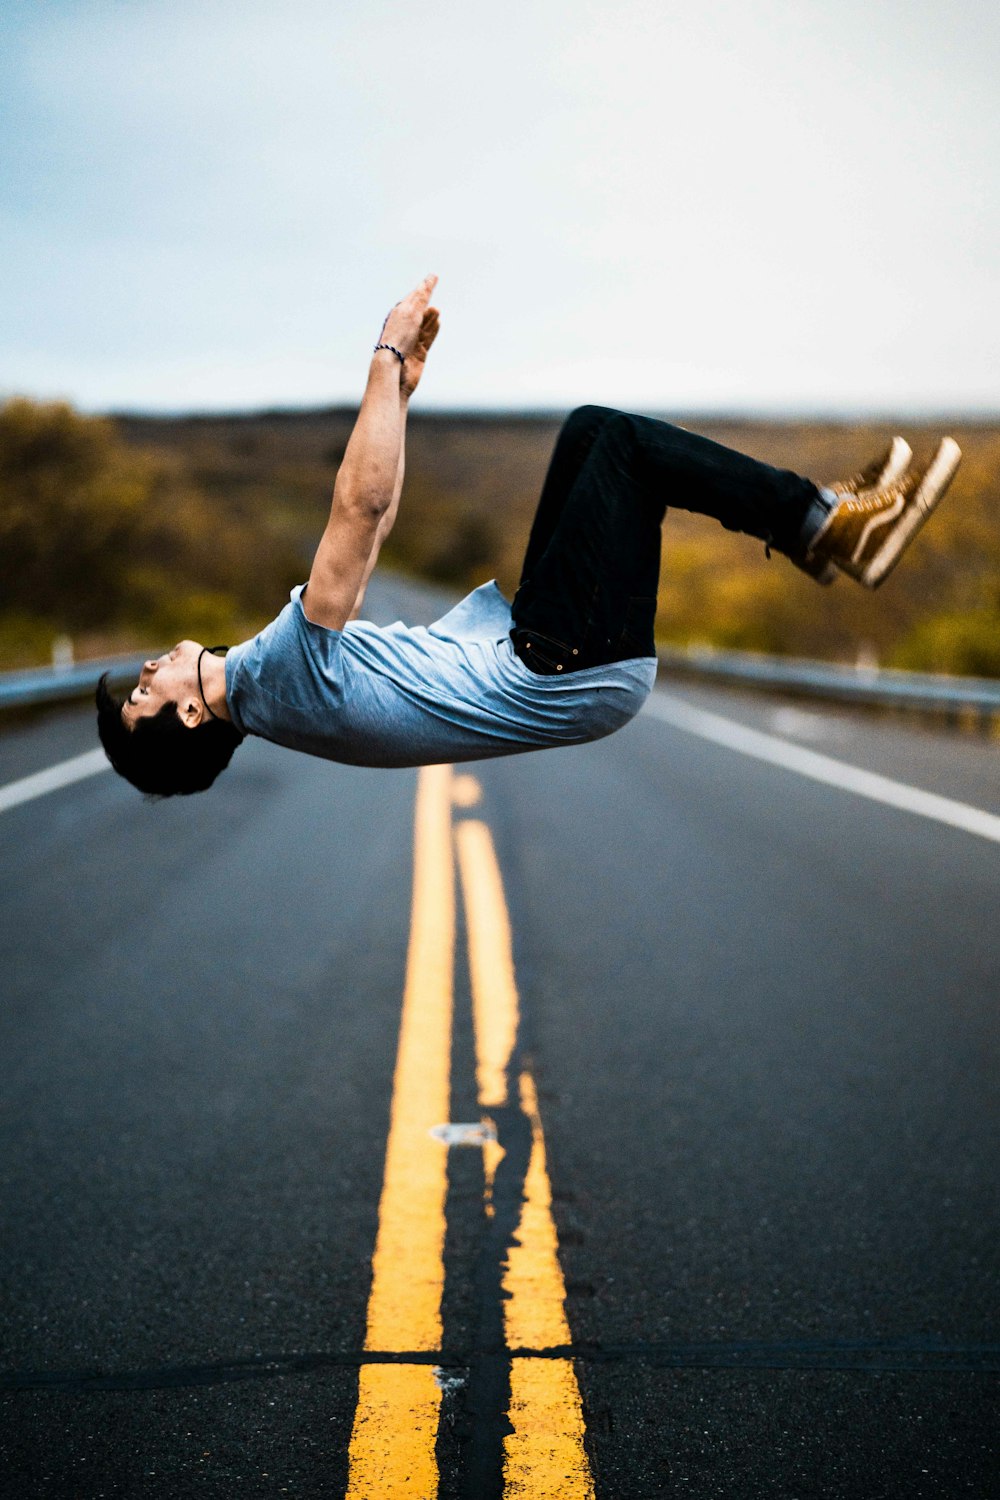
[[121, 641, 203, 730]]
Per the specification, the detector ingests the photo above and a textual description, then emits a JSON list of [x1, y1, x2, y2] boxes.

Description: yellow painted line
[[503, 1070, 594, 1498], [455, 813, 594, 1499], [346, 763, 455, 1500], [451, 772, 483, 809], [454, 817, 519, 1110]]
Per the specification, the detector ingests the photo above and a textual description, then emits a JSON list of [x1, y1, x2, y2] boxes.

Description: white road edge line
[[645, 692, 1000, 845], [8, 693, 997, 843], [0, 749, 110, 815]]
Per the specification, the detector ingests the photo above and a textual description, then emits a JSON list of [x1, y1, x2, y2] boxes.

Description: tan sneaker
[[793, 437, 912, 585], [807, 437, 961, 588]]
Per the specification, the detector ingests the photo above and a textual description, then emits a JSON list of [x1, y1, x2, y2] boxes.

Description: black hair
[[95, 673, 243, 798]]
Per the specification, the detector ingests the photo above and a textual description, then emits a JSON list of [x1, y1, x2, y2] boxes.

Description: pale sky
[[1, 0, 997, 414]]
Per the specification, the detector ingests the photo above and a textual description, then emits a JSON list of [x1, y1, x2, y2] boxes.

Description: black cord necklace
[[197, 645, 231, 722]]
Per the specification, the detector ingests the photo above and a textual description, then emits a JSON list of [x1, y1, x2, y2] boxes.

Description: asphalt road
[[1, 575, 998, 1499]]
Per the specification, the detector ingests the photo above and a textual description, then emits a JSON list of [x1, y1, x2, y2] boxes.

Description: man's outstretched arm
[[303, 275, 438, 632], [348, 387, 410, 620], [349, 299, 441, 618]]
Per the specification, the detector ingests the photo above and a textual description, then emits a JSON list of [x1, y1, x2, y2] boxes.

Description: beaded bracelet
[[374, 342, 405, 366]]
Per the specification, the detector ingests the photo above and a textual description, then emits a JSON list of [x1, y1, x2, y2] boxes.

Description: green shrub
[[0, 398, 301, 668], [0, 612, 63, 671], [893, 610, 1000, 677]]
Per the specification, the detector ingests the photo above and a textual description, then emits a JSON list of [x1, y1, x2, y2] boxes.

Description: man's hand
[[401, 305, 441, 400], [377, 274, 439, 361]]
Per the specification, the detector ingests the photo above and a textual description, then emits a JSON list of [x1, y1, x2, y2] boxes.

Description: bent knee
[[562, 404, 619, 437]]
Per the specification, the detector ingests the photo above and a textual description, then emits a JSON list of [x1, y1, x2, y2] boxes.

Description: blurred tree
[[0, 398, 155, 629], [5, 399, 996, 675], [0, 398, 302, 666]]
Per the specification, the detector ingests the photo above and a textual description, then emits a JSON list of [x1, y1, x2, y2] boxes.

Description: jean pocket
[[510, 627, 573, 675]]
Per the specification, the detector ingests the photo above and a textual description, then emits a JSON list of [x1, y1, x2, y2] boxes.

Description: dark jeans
[[510, 405, 822, 674]]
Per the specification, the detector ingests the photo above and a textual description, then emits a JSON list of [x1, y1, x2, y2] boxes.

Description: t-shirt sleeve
[[228, 584, 346, 736]]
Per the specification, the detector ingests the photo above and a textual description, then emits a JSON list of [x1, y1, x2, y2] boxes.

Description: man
[[97, 274, 962, 798]]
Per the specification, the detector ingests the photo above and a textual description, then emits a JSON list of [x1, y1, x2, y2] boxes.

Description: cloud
[[1, 0, 997, 411]]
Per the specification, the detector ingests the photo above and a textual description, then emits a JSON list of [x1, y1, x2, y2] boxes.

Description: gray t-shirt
[[225, 580, 656, 769]]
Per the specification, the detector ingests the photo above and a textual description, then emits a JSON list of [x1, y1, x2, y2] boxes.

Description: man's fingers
[[380, 278, 438, 358], [410, 274, 438, 310], [407, 307, 439, 351], [418, 309, 440, 346]]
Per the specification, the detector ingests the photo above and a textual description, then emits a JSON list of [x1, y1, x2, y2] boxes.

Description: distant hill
[[115, 406, 1000, 675], [2, 397, 996, 672]]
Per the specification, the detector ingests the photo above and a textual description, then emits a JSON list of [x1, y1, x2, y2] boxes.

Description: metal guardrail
[[0, 653, 151, 710], [658, 645, 1000, 732]]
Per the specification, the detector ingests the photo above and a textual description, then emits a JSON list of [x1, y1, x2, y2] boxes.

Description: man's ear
[[180, 699, 204, 729]]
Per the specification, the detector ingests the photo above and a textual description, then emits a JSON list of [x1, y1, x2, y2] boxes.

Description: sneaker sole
[[866, 434, 913, 492], [860, 437, 962, 588], [881, 435, 914, 489], [803, 436, 912, 585]]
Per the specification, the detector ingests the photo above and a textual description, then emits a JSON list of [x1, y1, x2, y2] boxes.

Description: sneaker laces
[[835, 444, 898, 496], [834, 476, 908, 516]]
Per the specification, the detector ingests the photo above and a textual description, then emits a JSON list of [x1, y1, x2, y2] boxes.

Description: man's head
[[96, 641, 243, 798]]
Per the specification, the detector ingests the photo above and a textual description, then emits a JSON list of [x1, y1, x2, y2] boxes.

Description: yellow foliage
[[4, 399, 997, 675], [0, 398, 301, 666]]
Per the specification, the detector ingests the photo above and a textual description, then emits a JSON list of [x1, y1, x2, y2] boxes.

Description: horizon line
[[103, 400, 1000, 426]]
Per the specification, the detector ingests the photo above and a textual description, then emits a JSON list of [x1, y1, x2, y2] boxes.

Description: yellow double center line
[[346, 764, 594, 1498]]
